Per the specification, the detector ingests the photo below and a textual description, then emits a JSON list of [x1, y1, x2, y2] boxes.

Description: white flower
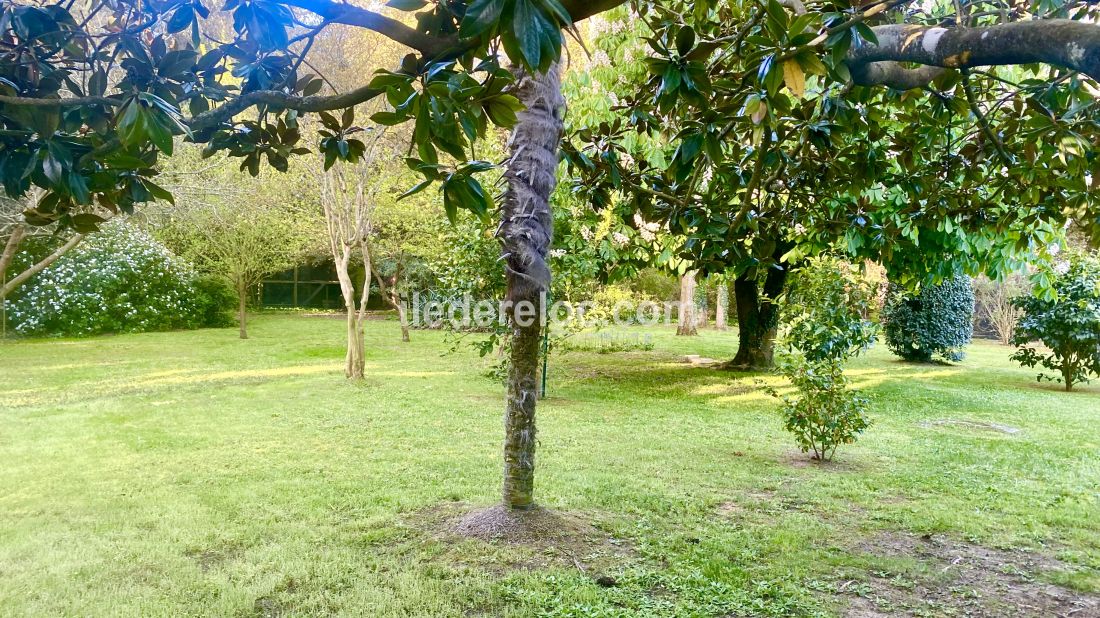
[[1053, 261, 1071, 275]]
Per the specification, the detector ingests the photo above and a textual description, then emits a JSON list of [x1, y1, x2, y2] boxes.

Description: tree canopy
[[0, 0, 1096, 246]]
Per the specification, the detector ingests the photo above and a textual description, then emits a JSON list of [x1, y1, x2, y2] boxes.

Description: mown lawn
[[1, 314, 1098, 617]]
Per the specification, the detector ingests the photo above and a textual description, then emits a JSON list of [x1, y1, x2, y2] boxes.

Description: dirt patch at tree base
[[842, 532, 1099, 617], [407, 501, 633, 578]]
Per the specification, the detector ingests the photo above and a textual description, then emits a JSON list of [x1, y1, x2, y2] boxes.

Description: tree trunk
[[237, 279, 248, 340], [677, 270, 697, 336], [335, 256, 365, 379], [0, 224, 27, 284], [372, 264, 410, 343], [729, 265, 789, 369], [498, 63, 563, 511], [715, 282, 728, 330], [0, 232, 84, 302]]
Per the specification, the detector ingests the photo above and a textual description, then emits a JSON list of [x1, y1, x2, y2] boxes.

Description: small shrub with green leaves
[[782, 256, 878, 362], [883, 275, 974, 362], [770, 256, 875, 461], [767, 357, 871, 462], [1010, 253, 1100, 391], [5, 222, 221, 337]]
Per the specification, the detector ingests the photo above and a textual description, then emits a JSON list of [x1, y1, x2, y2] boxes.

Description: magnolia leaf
[[783, 59, 805, 97]]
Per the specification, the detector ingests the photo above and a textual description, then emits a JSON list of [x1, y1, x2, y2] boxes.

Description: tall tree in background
[[676, 270, 698, 335]]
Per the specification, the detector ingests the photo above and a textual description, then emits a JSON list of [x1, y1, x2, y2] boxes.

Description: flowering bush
[[5, 222, 227, 337]]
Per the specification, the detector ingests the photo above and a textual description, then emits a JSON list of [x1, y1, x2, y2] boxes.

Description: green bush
[[192, 275, 237, 328], [630, 268, 679, 302], [1010, 253, 1100, 391], [5, 222, 216, 337], [883, 275, 974, 362], [767, 357, 871, 461], [770, 256, 875, 461], [782, 257, 878, 362]]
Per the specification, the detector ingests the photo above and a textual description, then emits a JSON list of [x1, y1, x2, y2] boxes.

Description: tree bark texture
[[677, 270, 698, 336], [0, 232, 84, 302], [498, 63, 563, 510], [715, 282, 729, 331], [730, 265, 789, 369]]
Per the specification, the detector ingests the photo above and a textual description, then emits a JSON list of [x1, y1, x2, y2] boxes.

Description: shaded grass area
[[1, 315, 1098, 617]]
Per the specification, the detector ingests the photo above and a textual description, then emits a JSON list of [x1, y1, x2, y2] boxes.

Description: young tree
[[321, 161, 375, 378]]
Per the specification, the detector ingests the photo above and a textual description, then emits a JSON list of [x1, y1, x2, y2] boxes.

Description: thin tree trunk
[[0, 233, 84, 302], [237, 279, 248, 339], [372, 264, 410, 343], [498, 63, 563, 511], [334, 255, 365, 378], [677, 270, 698, 336], [0, 224, 26, 284], [715, 282, 728, 330]]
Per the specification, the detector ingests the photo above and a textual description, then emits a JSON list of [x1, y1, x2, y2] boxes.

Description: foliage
[[4, 222, 209, 336], [191, 275, 237, 328], [151, 149, 322, 295], [767, 356, 871, 462], [563, 0, 1097, 295], [883, 275, 975, 362], [782, 256, 878, 362], [973, 274, 1028, 345], [630, 267, 680, 302], [560, 331, 655, 353], [1010, 253, 1100, 391]]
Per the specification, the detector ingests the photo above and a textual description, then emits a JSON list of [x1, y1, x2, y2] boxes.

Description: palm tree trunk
[[498, 63, 564, 510]]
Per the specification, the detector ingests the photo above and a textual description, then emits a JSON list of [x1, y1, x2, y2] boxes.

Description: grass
[[1, 314, 1098, 617]]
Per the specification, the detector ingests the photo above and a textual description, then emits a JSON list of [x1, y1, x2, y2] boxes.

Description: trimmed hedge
[[883, 275, 974, 362]]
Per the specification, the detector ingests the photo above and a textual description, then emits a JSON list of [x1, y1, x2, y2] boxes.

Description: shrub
[[770, 256, 875, 461], [5, 222, 211, 336], [1010, 253, 1100, 391], [883, 275, 974, 362], [782, 256, 878, 362], [631, 267, 679, 302], [767, 357, 871, 462], [192, 275, 237, 328]]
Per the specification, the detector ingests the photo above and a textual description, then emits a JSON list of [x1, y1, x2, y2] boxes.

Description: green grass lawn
[[1, 314, 1098, 617]]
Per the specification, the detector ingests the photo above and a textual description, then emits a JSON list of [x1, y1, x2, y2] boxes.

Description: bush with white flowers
[[5, 221, 225, 337]]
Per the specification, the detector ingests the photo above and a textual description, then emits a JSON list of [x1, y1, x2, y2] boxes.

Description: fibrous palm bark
[[498, 63, 564, 510]]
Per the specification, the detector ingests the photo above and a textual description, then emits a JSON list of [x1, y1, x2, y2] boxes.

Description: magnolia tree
[[565, 1, 1099, 368], [2, 0, 1099, 513]]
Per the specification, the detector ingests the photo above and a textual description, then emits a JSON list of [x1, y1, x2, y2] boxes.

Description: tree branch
[[0, 232, 84, 301], [278, 0, 454, 57], [849, 19, 1100, 88]]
